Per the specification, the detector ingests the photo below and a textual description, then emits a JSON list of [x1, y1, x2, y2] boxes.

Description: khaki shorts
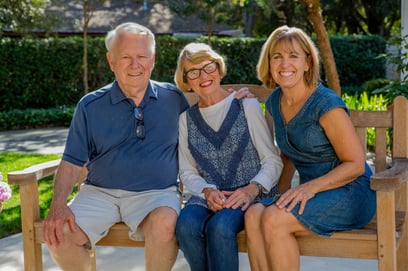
[[68, 184, 182, 246]]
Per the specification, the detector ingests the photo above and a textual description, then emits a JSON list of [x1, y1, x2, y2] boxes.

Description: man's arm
[[42, 160, 83, 247]]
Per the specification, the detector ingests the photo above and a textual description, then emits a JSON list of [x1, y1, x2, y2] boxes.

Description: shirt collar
[[110, 80, 158, 105]]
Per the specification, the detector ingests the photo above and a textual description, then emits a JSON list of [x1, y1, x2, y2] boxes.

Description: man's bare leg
[[47, 224, 92, 271], [141, 206, 179, 271]]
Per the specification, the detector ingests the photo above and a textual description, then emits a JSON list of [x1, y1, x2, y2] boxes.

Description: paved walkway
[[0, 128, 378, 270], [0, 127, 68, 154]]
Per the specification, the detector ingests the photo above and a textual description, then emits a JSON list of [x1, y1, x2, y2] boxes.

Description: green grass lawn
[[0, 152, 61, 238]]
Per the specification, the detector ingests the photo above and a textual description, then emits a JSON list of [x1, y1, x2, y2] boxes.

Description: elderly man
[[42, 22, 189, 271]]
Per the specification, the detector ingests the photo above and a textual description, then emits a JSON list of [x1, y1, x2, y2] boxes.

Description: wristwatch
[[252, 182, 263, 197]]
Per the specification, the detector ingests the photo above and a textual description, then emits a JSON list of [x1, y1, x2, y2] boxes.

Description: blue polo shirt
[[62, 80, 190, 191]]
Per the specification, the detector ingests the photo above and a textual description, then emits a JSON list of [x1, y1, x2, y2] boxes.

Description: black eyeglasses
[[134, 107, 146, 139], [183, 61, 218, 81]]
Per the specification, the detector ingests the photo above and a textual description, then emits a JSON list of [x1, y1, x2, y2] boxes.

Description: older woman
[[245, 26, 376, 271], [174, 42, 283, 271]]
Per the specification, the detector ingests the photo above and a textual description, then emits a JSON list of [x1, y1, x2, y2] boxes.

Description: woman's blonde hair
[[257, 25, 320, 89], [174, 43, 227, 92]]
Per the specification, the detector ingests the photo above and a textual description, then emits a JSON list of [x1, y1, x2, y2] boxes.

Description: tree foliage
[[0, 0, 59, 35], [1, 1, 401, 39], [321, 0, 400, 38], [233, 0, 400, 38], [167, 0, 242, 42]]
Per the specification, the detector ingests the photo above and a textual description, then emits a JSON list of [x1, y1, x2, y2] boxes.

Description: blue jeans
[[176, 205, 244, 271]]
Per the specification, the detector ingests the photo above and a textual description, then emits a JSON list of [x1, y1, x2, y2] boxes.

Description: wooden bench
[[8, 84, 408, 271]]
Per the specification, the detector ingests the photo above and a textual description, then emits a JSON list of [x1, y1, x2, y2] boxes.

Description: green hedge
[[330, 35, 387, 91], [0, 35, 386, 112], [0, 106, 74, 130]]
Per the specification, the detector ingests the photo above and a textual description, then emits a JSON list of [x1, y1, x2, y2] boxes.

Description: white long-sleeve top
[[178, 92, 283, 199]]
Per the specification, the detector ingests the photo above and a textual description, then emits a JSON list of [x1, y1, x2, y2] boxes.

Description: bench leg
[[377, 192, 397, 271], [23, 239, 43, 271], [19, 182, 43, 271], [397, 183, 408, 271], [91, 247, 96, 271], [397, 234, 408, 271]]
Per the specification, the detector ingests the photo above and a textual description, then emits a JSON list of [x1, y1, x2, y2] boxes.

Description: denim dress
[[265, 84, 376, 236]]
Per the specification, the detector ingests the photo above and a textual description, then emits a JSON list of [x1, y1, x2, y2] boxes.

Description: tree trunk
[[243, 0, 254, 37], [83, 0, 90, 95], [300, 0, 341, 95], [83, 31, 89, 95], [207, 8, 215, 45]]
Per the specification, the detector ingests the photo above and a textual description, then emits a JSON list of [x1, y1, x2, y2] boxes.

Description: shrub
[[362, 78, 391, 96], [0, 106, 75, 131], [330, 35, 386, 87], [373, 34, 408, 104], [343, 92, 389, 151], [0, 35, 386, 111]]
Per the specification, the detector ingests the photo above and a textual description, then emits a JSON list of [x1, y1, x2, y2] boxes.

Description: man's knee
[[59, 223, 90, 247], [144, 207, 177, 240], [150, 206, 177, 222]]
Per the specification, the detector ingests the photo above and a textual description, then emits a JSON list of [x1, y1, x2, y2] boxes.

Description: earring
[[304, 70, 311, 82]]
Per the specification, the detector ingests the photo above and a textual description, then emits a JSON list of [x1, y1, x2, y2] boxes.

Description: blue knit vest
[[185, 99, 261, 207]]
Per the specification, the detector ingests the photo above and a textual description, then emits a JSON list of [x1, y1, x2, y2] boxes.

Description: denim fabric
[[176, 205, 244, 271], [290, 163, 376, 236], [265, 85, 376, 236], [256, 185, 281, 205]]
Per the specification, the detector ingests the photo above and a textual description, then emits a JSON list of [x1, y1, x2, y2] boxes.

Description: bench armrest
[[7, 159, 61, 186], [370, 158, 408, 192]]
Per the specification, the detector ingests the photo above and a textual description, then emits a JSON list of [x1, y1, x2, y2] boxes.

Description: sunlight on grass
[[0, 152, 61, 238]]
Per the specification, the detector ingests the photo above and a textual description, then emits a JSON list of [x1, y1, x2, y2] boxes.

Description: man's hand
[[227, 87, 256, 99], [42, 201, 78, 247]]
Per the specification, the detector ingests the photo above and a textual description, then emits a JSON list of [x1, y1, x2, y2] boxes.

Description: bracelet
[[252, 182, 263, 197]]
